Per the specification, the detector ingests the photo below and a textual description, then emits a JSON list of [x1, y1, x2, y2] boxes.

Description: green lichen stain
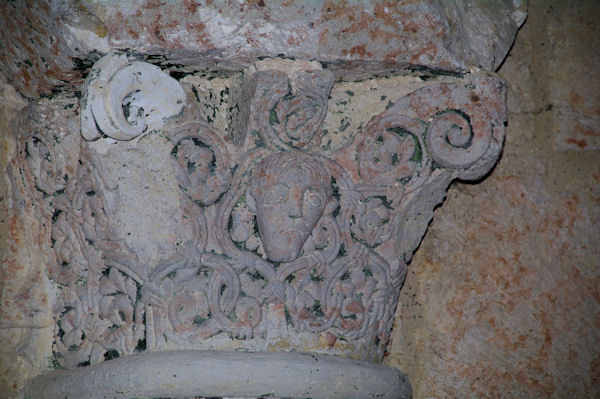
[[269, 108, 280, 125], [312, 300, 325, 317]]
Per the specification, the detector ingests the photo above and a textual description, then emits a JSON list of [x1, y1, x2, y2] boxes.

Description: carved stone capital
[[12, 54, 506, 398]]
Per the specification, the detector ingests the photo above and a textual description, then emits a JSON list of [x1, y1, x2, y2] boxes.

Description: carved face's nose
[[287, 187, 304, 218]]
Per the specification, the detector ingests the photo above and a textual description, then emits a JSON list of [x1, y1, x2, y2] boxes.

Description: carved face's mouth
[[280, 227, 307, 248], [282, 221, 311, 236]]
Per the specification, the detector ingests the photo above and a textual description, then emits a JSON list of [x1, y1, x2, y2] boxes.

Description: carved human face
[[256, 177, 327, 262], [248, 151, 332, 263]]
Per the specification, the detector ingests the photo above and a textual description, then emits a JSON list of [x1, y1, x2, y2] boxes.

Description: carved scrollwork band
[[238, 69, 335, 151], [388, 77, 506, 180], [427, 110, 485, 169], [14, 53, 505, 368]]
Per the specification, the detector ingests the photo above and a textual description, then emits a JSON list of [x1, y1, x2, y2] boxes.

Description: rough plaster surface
[[385, 1, 600, 397], [0, 0, 525, 101], [0, 1, 82, 99], [546, 2, 600, 150], [78, 0, 525, 71]]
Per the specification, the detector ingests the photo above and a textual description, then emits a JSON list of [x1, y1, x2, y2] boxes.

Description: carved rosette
[[17, 54, 505, 369]]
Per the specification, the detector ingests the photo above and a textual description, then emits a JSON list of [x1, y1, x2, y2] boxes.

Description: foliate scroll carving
[[14, 103, 143, 367], [170, 122, 232, 207], [270, 71, 334, 149], [389, 76, 506, 181], [29, 58, 505, 368], [427, 110, 485, 169], [234, 68, 335, 151], [80, 52, 186, 141], [49, 148, 145, 367]]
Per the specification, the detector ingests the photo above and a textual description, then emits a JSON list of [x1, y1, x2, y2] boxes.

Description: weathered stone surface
[[385, 1, 600, 397], [0, 0, 83, 99], [547, 2, 600, 150], [387, 160, 600, 398], [435, 0, 527, 71], [0, 0, 526, 100], [0, 85, 67, 397], [81, 0, 525, 71]]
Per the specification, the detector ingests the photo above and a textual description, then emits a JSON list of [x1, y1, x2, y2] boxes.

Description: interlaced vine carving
[[17, 54, 505, 366]]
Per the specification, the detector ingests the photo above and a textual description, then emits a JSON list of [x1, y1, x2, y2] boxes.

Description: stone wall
[[385, 1, 600, 397]]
